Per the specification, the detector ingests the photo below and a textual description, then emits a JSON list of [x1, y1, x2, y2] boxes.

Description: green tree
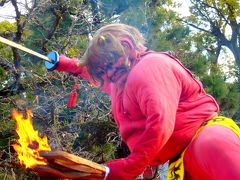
[[118, 0, 239, 118], [180, 0, 240, 66]]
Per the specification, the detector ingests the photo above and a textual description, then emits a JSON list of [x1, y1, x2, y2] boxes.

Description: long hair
[[80, 23, 145, 84]]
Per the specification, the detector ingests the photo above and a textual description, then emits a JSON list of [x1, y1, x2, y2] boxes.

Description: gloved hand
[[104, 166, 110, 180], [45, 51, 59, 71]]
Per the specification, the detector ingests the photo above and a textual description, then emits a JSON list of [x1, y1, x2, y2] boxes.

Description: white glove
[[104, 166, 110, 180]]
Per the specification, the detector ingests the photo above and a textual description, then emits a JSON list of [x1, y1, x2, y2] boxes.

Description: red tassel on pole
[[67, 83, 78, 108]]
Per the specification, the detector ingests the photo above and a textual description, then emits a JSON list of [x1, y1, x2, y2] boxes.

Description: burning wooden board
[[33, 151, 106, 179]]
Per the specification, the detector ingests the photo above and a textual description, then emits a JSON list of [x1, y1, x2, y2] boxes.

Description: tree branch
[[202, 1, 230, 25], [0, 0, 9, 6], [41, 3, 67, 52], [178, 19, 211, 34]]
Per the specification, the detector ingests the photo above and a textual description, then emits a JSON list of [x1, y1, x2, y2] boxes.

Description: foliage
[[0, 20, 17, 34], [182, 0, 240, 66]]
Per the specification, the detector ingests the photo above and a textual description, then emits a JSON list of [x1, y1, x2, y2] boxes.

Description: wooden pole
[[0, 36, 51, 62]]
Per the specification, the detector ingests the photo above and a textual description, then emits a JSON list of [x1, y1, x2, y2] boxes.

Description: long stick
[[0, 36, 51, 62]]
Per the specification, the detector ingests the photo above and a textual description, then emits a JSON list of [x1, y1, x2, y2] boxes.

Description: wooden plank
[[32, 165, 95, 179], [40, 151, 106, 172], [52, 158, 103, 174], [35, 151, 106, 179]]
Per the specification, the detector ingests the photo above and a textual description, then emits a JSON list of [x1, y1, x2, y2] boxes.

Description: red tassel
[[67, 83, 78, 108]]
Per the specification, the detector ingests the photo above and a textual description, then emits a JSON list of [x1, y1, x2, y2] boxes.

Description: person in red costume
[[45, 23, 240, 180]]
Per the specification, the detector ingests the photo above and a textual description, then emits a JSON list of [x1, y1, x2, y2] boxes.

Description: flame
[[12, 109, 51, 168]]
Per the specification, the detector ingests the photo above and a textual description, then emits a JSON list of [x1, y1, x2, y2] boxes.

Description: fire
[[12, 109, 51, 168]]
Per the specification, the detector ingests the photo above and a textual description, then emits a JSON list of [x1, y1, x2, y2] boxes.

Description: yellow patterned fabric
[[166, 116, 240, 180]]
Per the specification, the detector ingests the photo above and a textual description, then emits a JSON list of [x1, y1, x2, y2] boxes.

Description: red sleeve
[[55, 55, 96, 84], [56, 55, 111, 94], [106, 54, 182, 179]]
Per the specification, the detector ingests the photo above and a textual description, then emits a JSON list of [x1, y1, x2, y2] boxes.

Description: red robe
[[55, 52, 240, 179]]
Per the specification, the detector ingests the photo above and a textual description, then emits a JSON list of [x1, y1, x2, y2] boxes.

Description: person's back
[[122, 51, 219, 164]]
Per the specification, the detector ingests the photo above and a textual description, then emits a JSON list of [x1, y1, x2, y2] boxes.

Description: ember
[[12, 109, 51, 168]]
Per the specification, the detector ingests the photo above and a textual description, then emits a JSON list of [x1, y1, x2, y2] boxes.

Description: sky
[[0, 0, 31, 22], [172, 0, 191, 16], [0, 2, 15, 22]]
